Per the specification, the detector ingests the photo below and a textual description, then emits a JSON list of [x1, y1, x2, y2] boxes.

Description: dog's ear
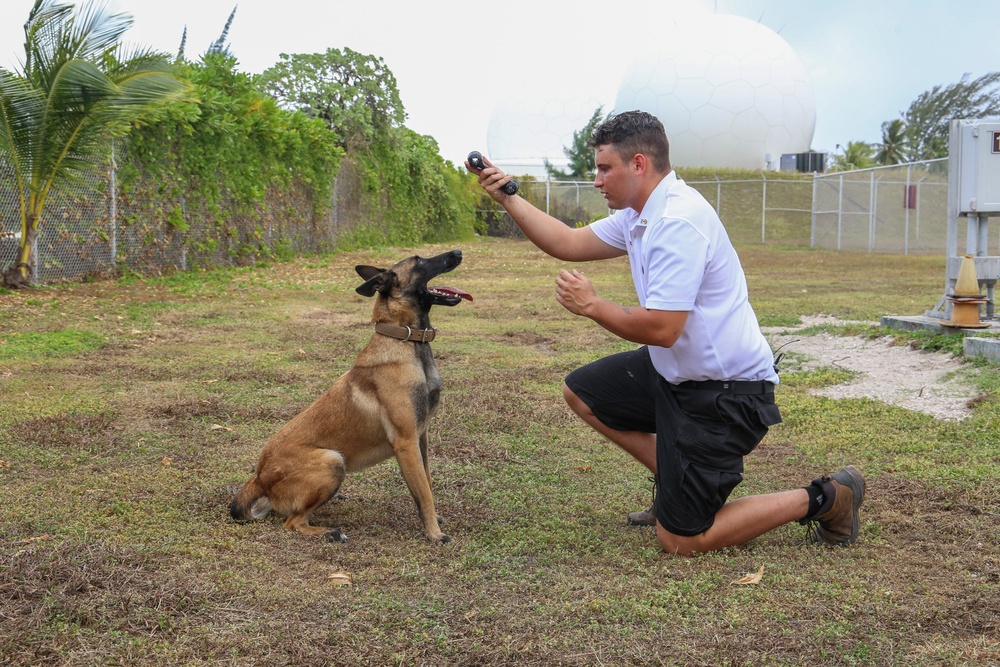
[[356, 268, 396, 297], [356, 264, 385, 281]]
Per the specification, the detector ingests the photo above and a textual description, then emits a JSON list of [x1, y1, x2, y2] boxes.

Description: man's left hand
[[555, 269, 597, 316]]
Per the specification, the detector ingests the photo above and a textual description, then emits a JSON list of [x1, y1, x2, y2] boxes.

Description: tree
[[874, 118, 908, 166], [0, 0, 191, 287], [257, 48, 406, 146], [903, 72, 1000, 160], [545, 106, 606, 180], [829, 141, 876, 171]]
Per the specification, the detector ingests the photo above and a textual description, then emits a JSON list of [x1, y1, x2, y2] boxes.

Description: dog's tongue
[[431, 285, 473, 301]]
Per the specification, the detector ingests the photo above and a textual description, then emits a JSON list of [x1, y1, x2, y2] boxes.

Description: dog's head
[[355, 250, 472, 313]]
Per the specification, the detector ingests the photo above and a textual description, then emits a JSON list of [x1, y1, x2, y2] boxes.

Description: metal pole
[[868, 171, 875, 252], [978, 213, 989, 256], [837, 173, 844, 250], [904, 165, 911, 255], [546, 176, 551, 216], [110, 140, 117, 270], [967, 213, 978, 255], [916, 176, 926, 246], [716, 175, 722, 213], [761, 173, 767, 244], [810, 173, 817, 247]]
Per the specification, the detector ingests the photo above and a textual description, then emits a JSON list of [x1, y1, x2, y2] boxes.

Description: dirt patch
[[764, 316, 980, 421]]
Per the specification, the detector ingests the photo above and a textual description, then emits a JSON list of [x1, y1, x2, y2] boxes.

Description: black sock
[[800, 480, 836, 523]]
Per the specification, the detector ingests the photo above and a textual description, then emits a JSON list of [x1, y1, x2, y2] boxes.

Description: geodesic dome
[[614, 14, 816, 170]]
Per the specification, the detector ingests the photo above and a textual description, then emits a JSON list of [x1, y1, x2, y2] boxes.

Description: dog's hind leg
[[270, 449, 349, 541]]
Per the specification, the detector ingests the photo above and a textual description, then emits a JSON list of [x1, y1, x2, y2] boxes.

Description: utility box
[[950, 118, 1000, 214]]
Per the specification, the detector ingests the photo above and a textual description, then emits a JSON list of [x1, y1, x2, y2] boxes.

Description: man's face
[[592, 144, 636, 210]]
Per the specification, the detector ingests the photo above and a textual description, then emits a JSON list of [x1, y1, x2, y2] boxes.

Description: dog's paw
[[429, 533, 451, 545], [326, 529, 349, 543]]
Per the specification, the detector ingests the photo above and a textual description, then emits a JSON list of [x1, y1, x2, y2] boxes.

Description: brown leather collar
[[374, 322, 436, 343]]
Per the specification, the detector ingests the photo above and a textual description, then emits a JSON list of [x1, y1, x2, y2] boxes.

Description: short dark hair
[[587, 110, 671, 172]]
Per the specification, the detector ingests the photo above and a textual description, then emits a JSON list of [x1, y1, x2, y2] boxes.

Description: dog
[[230, 249, 471, 544]]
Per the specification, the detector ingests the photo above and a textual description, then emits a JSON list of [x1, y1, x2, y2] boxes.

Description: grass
[[1, 237, 998, 666]]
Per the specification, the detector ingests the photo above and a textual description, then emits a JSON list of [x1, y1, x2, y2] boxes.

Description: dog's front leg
[[393, 436, 449, 544]]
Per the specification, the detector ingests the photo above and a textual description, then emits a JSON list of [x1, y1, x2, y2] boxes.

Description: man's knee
[[656, 523, 702, 557], [562, 382, 588, 415]]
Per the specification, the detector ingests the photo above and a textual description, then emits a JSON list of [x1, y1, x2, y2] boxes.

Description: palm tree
[[830, 141, 876, 171], [0, 0, 192, 287], [875, 119, 908, 166]]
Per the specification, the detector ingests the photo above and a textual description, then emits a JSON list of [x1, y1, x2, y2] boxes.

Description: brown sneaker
[[808, 465, 866, 546], [627, 506, 656, 527]]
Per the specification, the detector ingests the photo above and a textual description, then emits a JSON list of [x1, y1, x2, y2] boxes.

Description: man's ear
[[632, 153, 648, 175], [356, 268, 395, 297]]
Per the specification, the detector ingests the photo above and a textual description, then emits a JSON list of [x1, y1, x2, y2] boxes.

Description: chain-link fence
[[2, 154, 963, 286], [0, 148, 387, 284], [483, 173, 817, 248], [811, 159, 952, 255], [478, 162, 957, 256]]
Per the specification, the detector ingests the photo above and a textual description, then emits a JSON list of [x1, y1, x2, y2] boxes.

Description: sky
[[1, 0, 998, 167]]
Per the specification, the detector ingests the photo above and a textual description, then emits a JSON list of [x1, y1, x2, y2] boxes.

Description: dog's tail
[[230, 477, 271, 521]]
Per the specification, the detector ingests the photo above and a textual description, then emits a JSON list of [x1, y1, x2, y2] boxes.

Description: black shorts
[[564, 347, 782, 537]]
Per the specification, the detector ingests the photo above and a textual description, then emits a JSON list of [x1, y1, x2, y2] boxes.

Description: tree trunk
[[2, 224, 36, 289]]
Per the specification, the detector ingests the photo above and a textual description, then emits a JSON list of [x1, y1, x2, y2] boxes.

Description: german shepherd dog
[[230, 249, 470, 544]]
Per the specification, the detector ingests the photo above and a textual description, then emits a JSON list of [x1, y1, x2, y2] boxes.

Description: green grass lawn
[[1, 237, 997, 666]]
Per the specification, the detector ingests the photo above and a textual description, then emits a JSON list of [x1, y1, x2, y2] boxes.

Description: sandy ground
[[764, 316, 980, 421]]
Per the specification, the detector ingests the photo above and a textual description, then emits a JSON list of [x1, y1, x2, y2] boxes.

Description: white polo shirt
[[589, 171, 778, 385]]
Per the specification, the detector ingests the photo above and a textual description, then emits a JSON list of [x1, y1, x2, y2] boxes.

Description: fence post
[[916, 175, 926, 245], [904, 164, 911, 255], [868, 170, 876, 252], [545, 176, 551, 216], [837, 173, 843, 250], [810, 174, 817, 247], [110, 140, 117, 271], [715, 175, 722, 214], [760, 173, 767, 243]]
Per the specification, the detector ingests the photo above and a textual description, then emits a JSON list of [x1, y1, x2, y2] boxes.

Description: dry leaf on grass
[[732, 565, 764, 586], [210, 424, 232, 432], [327, 571, 353, 586]]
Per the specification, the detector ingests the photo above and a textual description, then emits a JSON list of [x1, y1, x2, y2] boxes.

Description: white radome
[[614, 14, 816, 169], [485, 14, 817, 175]]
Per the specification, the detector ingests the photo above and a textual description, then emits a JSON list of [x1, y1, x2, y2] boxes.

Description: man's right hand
[[466, 155, 517, 203]]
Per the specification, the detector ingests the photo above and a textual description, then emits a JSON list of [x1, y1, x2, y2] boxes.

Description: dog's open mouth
[[428, 285, 473, 305]]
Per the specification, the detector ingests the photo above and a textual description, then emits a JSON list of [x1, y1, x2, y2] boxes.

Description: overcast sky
[[1, 0, 997, 166]]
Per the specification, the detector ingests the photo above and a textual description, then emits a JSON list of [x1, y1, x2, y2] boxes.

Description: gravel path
[[764, 316, 979, 421]]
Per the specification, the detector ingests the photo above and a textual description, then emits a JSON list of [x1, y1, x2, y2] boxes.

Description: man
[[467, 110, 864, 556]]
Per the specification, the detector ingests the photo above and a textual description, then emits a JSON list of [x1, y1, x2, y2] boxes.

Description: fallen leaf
[[327, 571, 353, 586], [161, 457, 172, 466], [732, 565, 764, 586], [210, 424, 232, 432], [0, 460, 10, 468], [15, 534, 49, 545]]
